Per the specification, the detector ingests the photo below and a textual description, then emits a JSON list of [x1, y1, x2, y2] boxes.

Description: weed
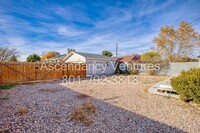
[[18, 107, 28, 115], [71, 102, 96, 126], [142, 81, 150, 84], [82, 102, 96, 113], [77, 94, 90, 99], [0, 95, 9, 100], [0, 83, 18, 90], [83, 118, 92, 126], [71, 108, 87, 121], [39, 88, 58, 93], [0, 90, 11, 100]]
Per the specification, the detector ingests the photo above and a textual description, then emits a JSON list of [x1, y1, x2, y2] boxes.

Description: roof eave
[[86, 57, 117, 61]]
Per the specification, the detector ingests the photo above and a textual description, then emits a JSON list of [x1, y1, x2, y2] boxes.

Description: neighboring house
[[63, 51, 117, 76], [44, 54, 66, 63], [118, 55, 140, 63], [44, 49, 117, 76], [117, 55, 141, 72]]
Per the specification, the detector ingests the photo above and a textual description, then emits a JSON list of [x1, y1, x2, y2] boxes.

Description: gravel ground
[[0, 75, 200, 133]]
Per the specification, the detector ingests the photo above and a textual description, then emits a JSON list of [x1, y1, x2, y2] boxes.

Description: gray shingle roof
[[49, 54, 66, 60], [46, 52, 116, 60], [76, 52, 115, 59]]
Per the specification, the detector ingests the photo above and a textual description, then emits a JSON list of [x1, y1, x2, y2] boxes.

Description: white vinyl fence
[[161, 62, 199, 76]]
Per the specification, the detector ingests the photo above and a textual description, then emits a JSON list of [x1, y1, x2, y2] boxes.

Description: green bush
[[129, 70, 139, 75], [140, 52, 161, 63], [147, 69, 157, 75], [127, 62, 139, 75], [171, 68, 200, 103], [0, 83, 18, 90], [27, 54, 41, 62]]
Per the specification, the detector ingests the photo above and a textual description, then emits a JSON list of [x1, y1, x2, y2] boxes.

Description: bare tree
[[0, 47, 19, 62]]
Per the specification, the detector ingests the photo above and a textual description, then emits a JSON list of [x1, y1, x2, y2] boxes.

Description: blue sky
[[0, 0, 200, 61]]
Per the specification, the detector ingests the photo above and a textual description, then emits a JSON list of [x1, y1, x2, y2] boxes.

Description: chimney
[[67, 48, 75, 54]]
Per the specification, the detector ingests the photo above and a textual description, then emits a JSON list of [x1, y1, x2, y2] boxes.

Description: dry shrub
[[0, 90, 10, 100], [71, 108, 87, 121], [77, 94, 90, 99], [18, 107, 28, 115], [71, 102, 96, 126], [39, 88, 58, 93], [82, 102, 96, 113], [83, 118, 92, 126]]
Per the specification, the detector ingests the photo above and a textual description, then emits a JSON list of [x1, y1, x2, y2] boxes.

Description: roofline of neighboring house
[[44, 54, 66, 60], [85, 57, 117, 61], [63, 52, 74, 61]]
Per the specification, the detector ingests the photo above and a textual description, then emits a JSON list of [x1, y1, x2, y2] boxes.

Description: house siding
[[64, 53, 86, 63], [63, 52, 117, 76], [86, 60, 116, 76]]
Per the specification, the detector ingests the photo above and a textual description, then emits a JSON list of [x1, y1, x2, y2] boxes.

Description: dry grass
[[83, 118, 92, 126], [17, 107, 28, 115], [71, 102, 96, 126], [71, 108, 87, 121], [0, 95, 9, 100], [0, 83, 18, 90], [77, 94, 90, 99], [82, 102, 96, 113], [39, 88, 59, 93]]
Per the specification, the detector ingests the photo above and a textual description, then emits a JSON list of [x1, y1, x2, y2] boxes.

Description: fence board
[[0, 62, 86, 84], [0, 63, 2, 83]]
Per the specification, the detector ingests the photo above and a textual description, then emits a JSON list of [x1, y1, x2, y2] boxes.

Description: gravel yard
[[0, 75, 200, 133]]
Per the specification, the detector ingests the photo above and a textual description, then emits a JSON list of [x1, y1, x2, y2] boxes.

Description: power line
[[130, 41, 152, 49], [190, 21, 200, 27], [189, 17, 200, 24]]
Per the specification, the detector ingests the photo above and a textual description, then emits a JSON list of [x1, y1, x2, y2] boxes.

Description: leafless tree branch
[[0, 47, 19, 62]]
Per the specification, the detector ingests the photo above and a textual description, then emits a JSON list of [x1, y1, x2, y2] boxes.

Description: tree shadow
[[63, 86, 187, 133]]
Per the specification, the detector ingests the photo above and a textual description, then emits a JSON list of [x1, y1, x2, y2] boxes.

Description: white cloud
[[0, 0, 200, 60], [57, 25, 83, 37]]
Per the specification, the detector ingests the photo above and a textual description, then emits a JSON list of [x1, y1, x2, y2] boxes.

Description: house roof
[[118, 55, 140, 62], [46, 54, 67, 60], [61, 51, 117, 61], [75, 52, 115, 60], [54, 54, 67, 59], [46, 51, 117, 61]]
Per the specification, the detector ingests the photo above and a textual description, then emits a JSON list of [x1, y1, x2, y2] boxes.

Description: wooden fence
[[0, 62, 86, 84]]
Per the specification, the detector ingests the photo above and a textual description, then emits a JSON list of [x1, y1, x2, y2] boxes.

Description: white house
[[63, 51, 117, 76]]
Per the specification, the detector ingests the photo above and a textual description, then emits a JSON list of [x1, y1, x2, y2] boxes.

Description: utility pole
[[116, 43, 118, 57]]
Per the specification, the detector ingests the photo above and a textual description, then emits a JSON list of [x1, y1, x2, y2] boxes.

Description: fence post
[[0, 63, 2, 84], [35, 63, 38, 80]]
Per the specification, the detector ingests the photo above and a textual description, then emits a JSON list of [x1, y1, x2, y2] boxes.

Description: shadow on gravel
[[0, 82, 187, 133]]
